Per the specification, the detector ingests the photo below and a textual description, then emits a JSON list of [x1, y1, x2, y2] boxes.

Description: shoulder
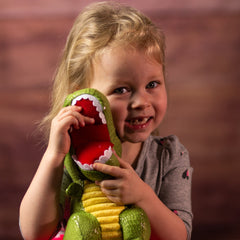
[[150, 135, 189, 157], [150, 135, 191, 172]]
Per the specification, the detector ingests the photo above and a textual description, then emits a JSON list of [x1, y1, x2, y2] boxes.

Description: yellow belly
[[82, 180, 126, 240]]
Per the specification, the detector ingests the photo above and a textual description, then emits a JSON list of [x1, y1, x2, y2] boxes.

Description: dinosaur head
[[63, 88, 121, 182]]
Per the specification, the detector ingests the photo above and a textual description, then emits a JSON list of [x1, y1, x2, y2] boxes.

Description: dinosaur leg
[[63, 211, 101, 240], [119, 206, 151, 240]]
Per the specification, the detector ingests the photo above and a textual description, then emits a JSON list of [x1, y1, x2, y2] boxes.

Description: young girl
[[19, 2, 193, 240]]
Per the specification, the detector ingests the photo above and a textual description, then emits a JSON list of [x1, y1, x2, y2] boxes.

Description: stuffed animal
[[55, 88, 151, 240]]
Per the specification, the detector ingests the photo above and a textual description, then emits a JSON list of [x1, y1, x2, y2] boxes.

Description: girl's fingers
[[57, 106, 95, 128], [57, 105, 82, 118], [102, 194, 122, 205], [57, 106, 81, 122], [96, 180, 123, 204], [96, 179, 119, 190], [83, 116, 95, 125], [93, 163, 124, 178], [93, 152, 132, 179]]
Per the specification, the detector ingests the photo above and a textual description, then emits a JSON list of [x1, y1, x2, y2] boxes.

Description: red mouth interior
[[70, 99, 113, 166], [74, 99, 102, 124]]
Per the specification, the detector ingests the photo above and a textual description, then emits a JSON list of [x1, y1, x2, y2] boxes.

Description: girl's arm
[[136, 182, 187, 240], [19, 106, 94, 240], [19, 149, 65, 240], [94, 157, 188, 240]]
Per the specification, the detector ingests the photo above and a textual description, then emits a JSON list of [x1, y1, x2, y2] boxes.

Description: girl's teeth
[[130, 118, 148, 125]]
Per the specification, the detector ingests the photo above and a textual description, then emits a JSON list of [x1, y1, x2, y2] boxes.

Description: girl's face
[[90, 46, 167, 143]]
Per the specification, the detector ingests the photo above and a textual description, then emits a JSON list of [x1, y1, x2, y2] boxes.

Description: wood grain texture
[[0, 1, 239, 239]]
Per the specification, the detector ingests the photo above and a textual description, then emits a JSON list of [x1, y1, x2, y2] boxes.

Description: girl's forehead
[[91, 45, 164, 82], [95, 43, 162, 65], [88, 43, 164, 89]]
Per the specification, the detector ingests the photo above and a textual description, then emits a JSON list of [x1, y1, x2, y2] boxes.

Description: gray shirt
[[133, 135, 193, 239]]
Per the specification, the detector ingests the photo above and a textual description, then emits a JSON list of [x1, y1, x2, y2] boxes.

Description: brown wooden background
[[1, 0, 240, 239]]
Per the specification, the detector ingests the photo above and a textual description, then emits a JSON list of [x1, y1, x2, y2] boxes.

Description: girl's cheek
[[112, 112, 121, 130], [109, 101, 121, 118]]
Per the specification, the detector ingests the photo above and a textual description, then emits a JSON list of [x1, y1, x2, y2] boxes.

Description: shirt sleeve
[[159, 135, 193, 239]]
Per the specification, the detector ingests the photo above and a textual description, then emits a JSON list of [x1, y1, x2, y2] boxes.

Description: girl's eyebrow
[[108, 76, 130, 85], [106, 82, 126, 91], [104, 79, 131, 93]]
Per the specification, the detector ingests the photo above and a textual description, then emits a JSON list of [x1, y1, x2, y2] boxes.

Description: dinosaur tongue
[[70, 98, 113, 167]]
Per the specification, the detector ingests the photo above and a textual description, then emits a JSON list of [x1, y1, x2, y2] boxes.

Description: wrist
[[43, 147, 66, 168], [136, 182, 156, 209]]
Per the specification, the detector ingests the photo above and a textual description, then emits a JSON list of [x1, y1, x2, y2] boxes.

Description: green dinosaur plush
[[60, 88, 151, 240]]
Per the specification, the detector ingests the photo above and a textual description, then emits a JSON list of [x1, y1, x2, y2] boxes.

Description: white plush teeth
[[71, 94, 106, 124], [72, 146, 113, 171], [99, 112, 106, 124], [72, 155, 94, 170], [95, 146, 112, 164]]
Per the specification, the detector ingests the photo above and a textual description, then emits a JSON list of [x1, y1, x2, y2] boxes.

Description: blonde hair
[[40, 1, 166, 140]]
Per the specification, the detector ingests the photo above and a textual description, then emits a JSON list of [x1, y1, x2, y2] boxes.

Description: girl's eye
[[146, 81, 160, 89], [113, 87, 128, 94]]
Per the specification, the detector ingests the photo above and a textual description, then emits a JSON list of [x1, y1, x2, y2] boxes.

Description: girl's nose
[[130, 91, 150, 109]]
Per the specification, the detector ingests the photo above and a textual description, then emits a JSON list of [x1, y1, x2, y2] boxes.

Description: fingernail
[[95, 180, 100, 185]]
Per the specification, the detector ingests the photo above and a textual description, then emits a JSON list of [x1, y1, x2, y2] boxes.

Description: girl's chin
[[120, 132, 150, 143], [117, 121, 155, 143]]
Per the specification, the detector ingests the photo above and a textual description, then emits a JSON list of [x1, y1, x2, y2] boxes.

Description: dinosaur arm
[[63, 153, 85, 199], [59, 169, 72, 208]]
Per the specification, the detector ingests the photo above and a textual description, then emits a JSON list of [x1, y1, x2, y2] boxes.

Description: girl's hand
[[93, 153, 148, 206], [47, 105, 95, 161]]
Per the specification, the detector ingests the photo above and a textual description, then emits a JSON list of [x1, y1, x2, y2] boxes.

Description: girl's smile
[[90, 46, 167, 143], [125, 116, 153, 131]]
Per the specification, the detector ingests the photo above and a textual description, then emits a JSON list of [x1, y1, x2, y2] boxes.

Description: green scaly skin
[[62, 88, 151, 240]]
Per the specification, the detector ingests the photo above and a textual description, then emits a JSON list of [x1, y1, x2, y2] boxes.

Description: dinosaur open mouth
[[70, 94, 113, 170]]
